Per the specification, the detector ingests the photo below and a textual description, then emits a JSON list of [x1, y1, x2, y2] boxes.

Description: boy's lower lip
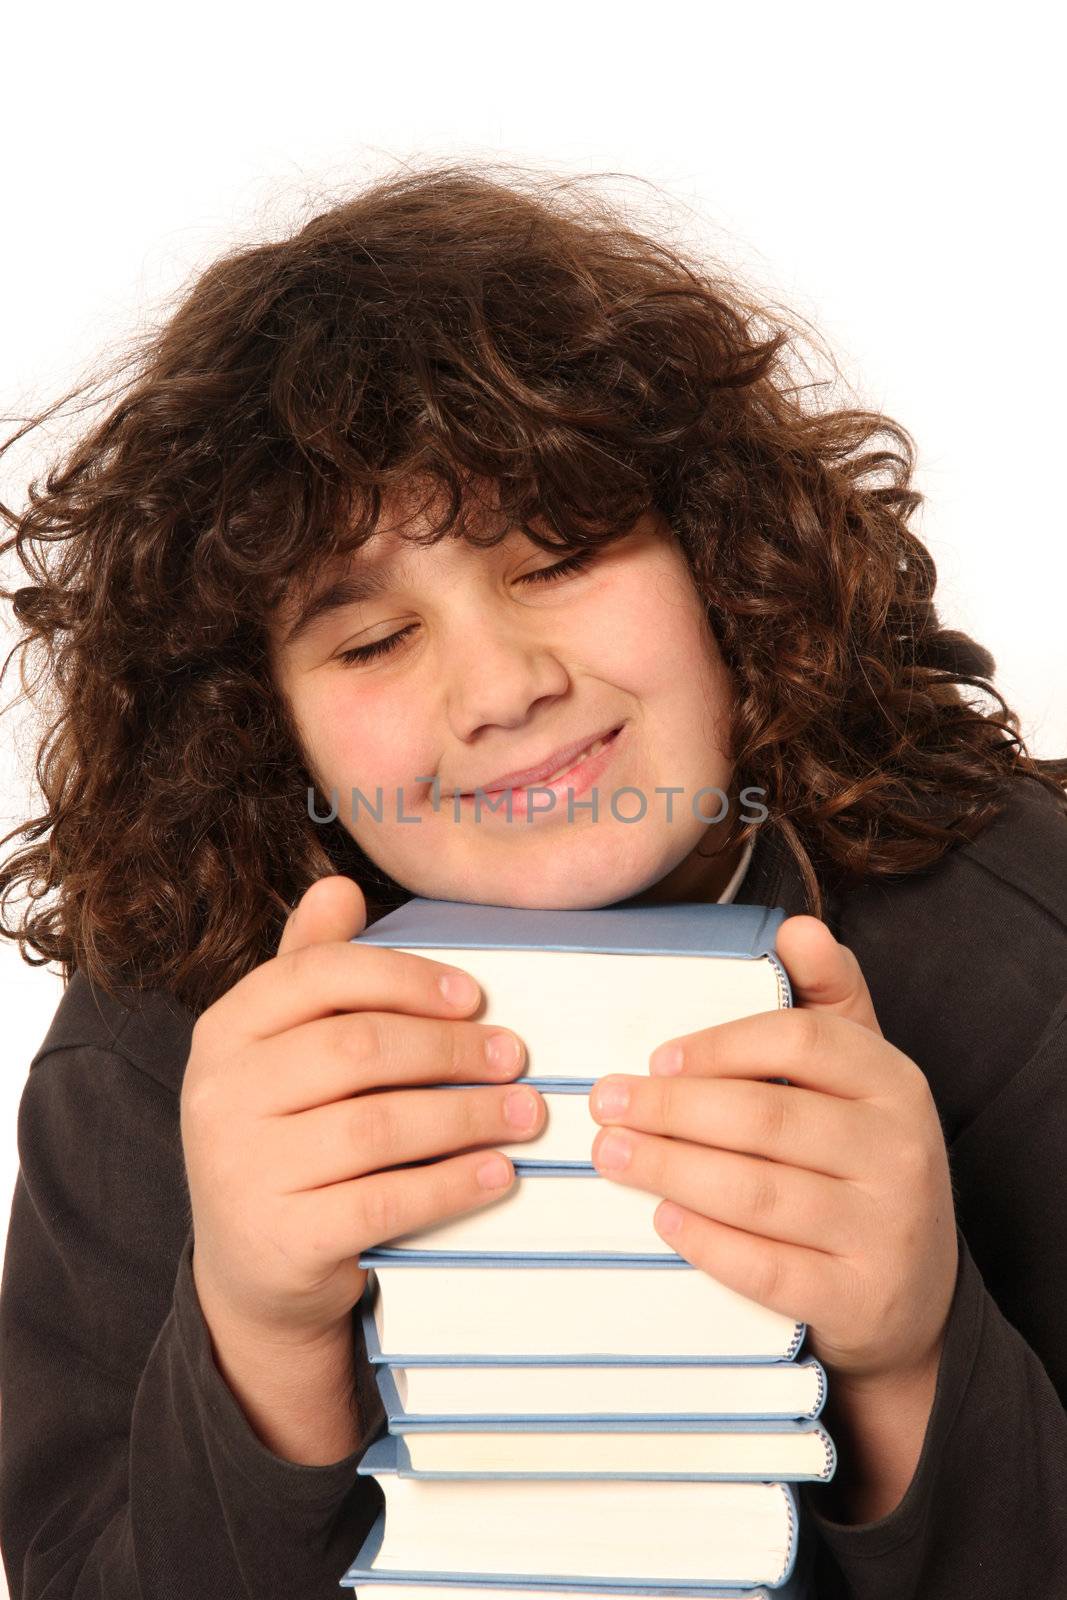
[[455, 724, 625, 820]]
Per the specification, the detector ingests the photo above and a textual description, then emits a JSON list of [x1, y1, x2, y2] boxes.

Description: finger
[[250, 1011, 527, 1115], [290, 1147, 519, 1269], [650, 1007, 903, 1100], [590, 1073, 880, 1181], [205, 927, 488, 1045], [650, 1202, 841, 1330], [775, 916, 883, 1037], [268, 1082, 546, 1191], [277, 873, 369, 960], [591, 1128, 861, 1255]]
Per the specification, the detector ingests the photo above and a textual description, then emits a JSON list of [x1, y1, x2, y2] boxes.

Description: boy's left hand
[[590, 914, 959, 1387]]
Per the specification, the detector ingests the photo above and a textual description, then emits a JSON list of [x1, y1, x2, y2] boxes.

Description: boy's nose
[[442, 622, 571, 746]]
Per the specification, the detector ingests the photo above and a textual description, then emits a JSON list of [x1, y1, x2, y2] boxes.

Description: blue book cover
[[362, 1246, 697, 1264], [364, 1335, 828, 1424], [357, 1257, 806, 1364], [345, 1435, 804, 1592], [341, 1507, 816, 1597], [352, 896, 791, 1170], [354, 897, 788, 967], [341, 1506, 816, 1597], [360, 1252, 708, 1276], [352, 898, 791, 1088], [371, 1414, 838, 1484]]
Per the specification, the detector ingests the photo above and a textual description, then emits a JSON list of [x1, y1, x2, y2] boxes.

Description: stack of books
[[340, 898, 835, 1599]]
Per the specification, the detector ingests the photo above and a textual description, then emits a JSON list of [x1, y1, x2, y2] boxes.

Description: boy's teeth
[[537, 733, 610, 786]]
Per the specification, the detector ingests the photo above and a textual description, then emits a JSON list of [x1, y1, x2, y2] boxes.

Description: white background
[[0, 4, 1063, 1590]]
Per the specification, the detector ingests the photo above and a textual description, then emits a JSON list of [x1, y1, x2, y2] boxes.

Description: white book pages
[[493, 1088, 599, 1165], [385, 1172, 670, 1255], [376, 1475, 792, 1586], [394, 1359, 820, 1419], [403, 1426, 829, 1477], [386, 947, 784, 1082], [372, 1262, 800, 1360]]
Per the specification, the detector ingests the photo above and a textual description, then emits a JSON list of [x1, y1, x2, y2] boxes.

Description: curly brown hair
[[2, 159, 1063, 1017]]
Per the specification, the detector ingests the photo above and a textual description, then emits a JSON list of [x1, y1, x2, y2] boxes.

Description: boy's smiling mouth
[[449, 722, 626, 799], [444, 724, 627, 819]]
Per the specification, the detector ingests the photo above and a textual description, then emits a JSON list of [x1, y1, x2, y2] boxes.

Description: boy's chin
[[401, 843, 691, 912]]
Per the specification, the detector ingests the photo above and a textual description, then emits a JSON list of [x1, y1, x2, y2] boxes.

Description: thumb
[[774, 914, 883, 1037], [277, 874, 369, 958]]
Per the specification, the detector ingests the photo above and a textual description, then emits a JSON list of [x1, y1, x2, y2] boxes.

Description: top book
[[353, 898, 791, 1088]]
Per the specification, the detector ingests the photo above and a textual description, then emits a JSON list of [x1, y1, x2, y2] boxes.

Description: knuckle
[[754, 1085, 788, 1146], [659, 1075, 680, 1131], [288, 938, 347, 989], [642, 1136, 667, 1190], [442, 1020, 472, 1082], [469, 1085, 499, 1141], [745, 1164, 780, 1223], [180, 1062, 222, 1128], [436, 1084, 480, 1147], [750, 1250, 785, 1306], [285, 941, 324, 984], [789, 1008, 823, 1059], [350, 1093, 394, 1163], [340, 1012, 383, 1071], [360, 1181, 399, 1244], [897, 1135, 931, 1183]]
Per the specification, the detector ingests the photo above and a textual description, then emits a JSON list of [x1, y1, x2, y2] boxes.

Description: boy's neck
[[612, 831, 753, 910]]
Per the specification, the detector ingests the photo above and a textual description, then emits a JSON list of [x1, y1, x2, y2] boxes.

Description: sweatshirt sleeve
[[0, 1042, 386, 1600], [800, 1006, 1067, 1598]]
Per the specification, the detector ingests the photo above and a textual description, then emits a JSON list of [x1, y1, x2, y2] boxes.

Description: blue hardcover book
[[359, 1166, 722, 1262], [354, 896, 787, 962], [341, 1507, 816, 1598], [363, 1331, 827, 1424], [345, 1434, 803, 1592], [357, 1256, 806, 1364], [352, 898, 791, 1087], [354, 897, 791, 1256], [341, 1508, 817, 1598], [366, 1390, 836, 1483]]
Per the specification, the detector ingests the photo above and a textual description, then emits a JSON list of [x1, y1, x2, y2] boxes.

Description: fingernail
[[595, 1132, 632, 1171], [439, 970, 480, 1007], [504, 1087, 539, 1129], [657, 1201, 684, 1236], [486, 1032, 522, 1073], [476, 1153, 512, 1189], [593, 1078, 630, 1119], [650, 1044, 683, 1075]]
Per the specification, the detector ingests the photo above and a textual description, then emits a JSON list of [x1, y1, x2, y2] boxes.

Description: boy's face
[[268, 499, 746, 909]]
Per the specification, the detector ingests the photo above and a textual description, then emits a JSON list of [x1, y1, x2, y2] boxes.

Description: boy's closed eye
[[334, 546, 598, 666]]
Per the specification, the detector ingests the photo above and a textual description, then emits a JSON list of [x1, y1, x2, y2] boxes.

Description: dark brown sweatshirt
[[1, 774, 1066, 1599]]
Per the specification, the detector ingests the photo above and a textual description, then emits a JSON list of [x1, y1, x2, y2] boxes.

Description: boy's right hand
[[180, 873, 542, 1349]]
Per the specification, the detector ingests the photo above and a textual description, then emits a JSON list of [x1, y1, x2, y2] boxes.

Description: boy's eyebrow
[[280, 522, 537, 646], [281, 565, 394, 647]]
